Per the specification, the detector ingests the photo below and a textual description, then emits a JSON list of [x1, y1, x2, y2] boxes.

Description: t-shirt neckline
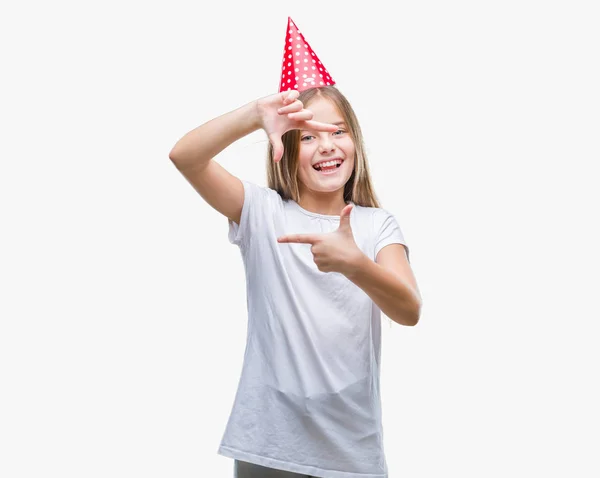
[[288, 200, 354, 219]]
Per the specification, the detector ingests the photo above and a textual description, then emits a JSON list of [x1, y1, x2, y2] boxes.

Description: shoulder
[[351, 204, 397, 229], [241, 179, 283, 206]]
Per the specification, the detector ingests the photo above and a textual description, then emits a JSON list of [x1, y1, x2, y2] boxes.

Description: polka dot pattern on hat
[[278, 17, 335, 93]]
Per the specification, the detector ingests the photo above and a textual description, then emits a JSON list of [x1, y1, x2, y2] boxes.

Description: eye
[[301, 130, 346, 142]]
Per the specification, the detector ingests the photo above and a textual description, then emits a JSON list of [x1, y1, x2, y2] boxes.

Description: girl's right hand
[[255, 90, 339, 163]]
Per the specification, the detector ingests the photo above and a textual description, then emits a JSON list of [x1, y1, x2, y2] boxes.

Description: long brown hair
[[266, 86, 381, 208]]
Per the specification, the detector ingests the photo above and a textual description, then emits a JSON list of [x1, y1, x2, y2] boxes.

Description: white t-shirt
[[217, 179, 409, 478]]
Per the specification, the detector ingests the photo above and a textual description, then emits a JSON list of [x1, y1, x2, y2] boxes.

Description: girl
[[169, 85, 422, 478], [170, 16, 421, 473]]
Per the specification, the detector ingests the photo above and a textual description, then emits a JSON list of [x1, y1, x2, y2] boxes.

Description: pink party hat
[[278, 17, 336, 92]]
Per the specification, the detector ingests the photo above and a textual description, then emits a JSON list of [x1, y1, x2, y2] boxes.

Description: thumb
[[269, 133, 284, 163], [338, 203, 353, 231]]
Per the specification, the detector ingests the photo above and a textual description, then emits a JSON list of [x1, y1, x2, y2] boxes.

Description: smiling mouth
[[313, 159, 344, 172]]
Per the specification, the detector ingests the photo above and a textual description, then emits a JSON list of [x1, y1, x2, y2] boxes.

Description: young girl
[[169, 20, 421, 478]]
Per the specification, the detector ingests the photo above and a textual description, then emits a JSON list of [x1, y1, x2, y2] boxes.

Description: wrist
[[246, 99, 263, 131], [342, 251, 369, 280]]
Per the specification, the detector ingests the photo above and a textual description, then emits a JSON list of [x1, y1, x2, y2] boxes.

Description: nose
[[318, 137, 335, 154]]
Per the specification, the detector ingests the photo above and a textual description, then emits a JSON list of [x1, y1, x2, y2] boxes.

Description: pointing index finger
[[302, 120, 339, 132], [277, 234, 320, 244]]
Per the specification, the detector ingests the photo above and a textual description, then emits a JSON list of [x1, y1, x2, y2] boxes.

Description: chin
[[306, 176, 353, 193]]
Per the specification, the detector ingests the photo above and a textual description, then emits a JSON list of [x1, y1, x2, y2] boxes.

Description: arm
[[277, 206, 422, 326], [168, 101, 261, 225], [169, 100, 260, 172], [344, 245, 422, 326], [168, 90, 338, 225]]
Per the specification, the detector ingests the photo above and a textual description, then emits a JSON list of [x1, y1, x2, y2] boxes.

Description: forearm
[[169, 100, 261, 171], [344, 253, 421, 326]]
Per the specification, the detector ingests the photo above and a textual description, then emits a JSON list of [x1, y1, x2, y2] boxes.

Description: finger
[[277, 234, 320, 244], [287, 110, 314, 121], [281, 89, 299, 104], [338, 204, 353, 230], [277, 100, 303, 115], [268, 133, 284, 163], [302, 120, 339, 132]]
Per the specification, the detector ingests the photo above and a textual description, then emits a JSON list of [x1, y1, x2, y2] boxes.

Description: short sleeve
[[373, 209, 410, 263], [227, 179, 275, 248]]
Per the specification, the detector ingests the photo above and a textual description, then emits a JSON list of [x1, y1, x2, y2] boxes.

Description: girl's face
[[296, 97, 355, 196]]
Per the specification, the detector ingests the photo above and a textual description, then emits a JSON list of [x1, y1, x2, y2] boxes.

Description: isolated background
[[1, 1, 599, 477]]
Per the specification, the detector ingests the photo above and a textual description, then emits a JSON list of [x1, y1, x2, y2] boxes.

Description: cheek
[[298, 151, 314, 169], [341, 139, 355, 153]]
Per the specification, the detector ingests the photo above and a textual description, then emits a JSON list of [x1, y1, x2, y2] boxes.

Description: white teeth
[[314, 159, 342, 170]]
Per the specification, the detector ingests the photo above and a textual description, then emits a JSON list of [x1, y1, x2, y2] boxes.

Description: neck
[[297, 189, 348, 216]]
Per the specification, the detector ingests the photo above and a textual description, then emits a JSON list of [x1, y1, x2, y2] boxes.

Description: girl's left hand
[[277, 204, 365, 276]]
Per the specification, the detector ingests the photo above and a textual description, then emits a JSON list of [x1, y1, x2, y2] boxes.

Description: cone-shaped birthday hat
[[279, 17, 336, 93]]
